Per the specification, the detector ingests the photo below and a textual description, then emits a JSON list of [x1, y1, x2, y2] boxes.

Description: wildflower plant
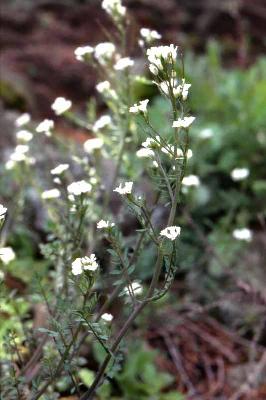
[[0, 0, 197, 399]]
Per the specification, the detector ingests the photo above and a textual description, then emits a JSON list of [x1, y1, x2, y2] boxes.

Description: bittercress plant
[[0, 0, 199, 399]]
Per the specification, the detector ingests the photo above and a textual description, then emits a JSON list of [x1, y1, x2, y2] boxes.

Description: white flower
[[147, 45, 178, 74], [5, 160, 15, 170], [102, 0, 126, 19], [16, 130, 33, 142], [67, 180, 92, 196], [233, 228, 252, 242], [84, 138, 104, 153], [142, 137, 160, 148], [71, 254, 99, 275], [71, 258, 83, 275], [94, 42, 116, 65], [149, 63, 159, 75], [158, 81, 170, 96], [53, 177, 61, 185], [8, 144, 30, 164], [173, 79, 191, 100], [51, 97, 72, 115], [114, 57, 134, 71], [124, 281, 143, 296], [14, 144, 29, 154], [41, 188, 60, 200], [182, 175, 200, 187], [231, 168, 249, 181], [0, 247, 16, 265], [97, 220, 115, 229], [129, 99, 149, 114], [83, 254, 99, 272], [113, 181, 133, 195], [15, 113, 31, 127], [199, 128, 213, 139], [101, 313, 113, 322], [96, 80, 111, 93], [155, 78, 190, 100], [92, 115, 111, 132], [9, 152, 26, 163], [36, 119, 54, 136], [74, 45, 94, 61], [140, 28, 161, 43], [173, 116, 195, 129], [50, 164, 69, 175], [0, 204, 7, 221], [160, 226, 181, 241], [161, 146, 193, 160], [180, 82, 191, 100], [136, 148, 154, 158], [96, 80, 117, 99]]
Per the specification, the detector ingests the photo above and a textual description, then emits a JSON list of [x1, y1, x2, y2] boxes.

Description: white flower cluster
[[182, 175, 200, 187], [96, 80, 118, 100], [129, 99, 149, 115], [71, 254, 99, 275], [101, 312, 113, 322], [114, 57, 134, 71], [136, 136, 160, 158], [15, 113, 31, 127], [50, 164, 69, 176], [75, 42, 116, 65], [51, 97, 72, 115], [0, 247, 16, 265], [96, 80, 110, 93], [231, 168, 249, 181], [0, 204, 7, 221], [6, 115, 36, 169], [97, 220, 115, 229], [16, 130, 33, 143], [160, 226, 181, 241], [139, 28, 161, 47], [232, 228, 252, 242], [6, 144, 35, 170], [36, 119, 54, 137], [74, 45, 94, 61], [84, 138, 103, 154], [164, 146, 193, 160], [102, 0, 126, 21], [142, 137, 160, 149], [158, 78, 191, 100], [41, 188, 61, 200], [137, 136, 192, 161], [172, 116, 195, 129], [136, 147, 154, 158], [95, 42, 116, 65], [147, 45, 178, 75], [67, 180, 92, 197], [113, 181, 133, 195], [92, 115, 112, 132]]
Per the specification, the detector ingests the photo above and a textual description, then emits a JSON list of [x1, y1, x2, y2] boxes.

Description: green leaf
[[78, 368, 95, 388]]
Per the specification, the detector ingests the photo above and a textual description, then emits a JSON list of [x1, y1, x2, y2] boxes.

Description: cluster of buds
[[102, 0, 126, 23], [139, 28, 161, 48], [147, 44, 178, 75]]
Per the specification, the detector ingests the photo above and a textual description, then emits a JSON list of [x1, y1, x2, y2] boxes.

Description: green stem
[[80, 301, 147, 400]]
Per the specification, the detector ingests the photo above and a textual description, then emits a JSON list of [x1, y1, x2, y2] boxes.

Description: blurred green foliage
[[93, 343, 183, 400], [147, 42, 266, 280]]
